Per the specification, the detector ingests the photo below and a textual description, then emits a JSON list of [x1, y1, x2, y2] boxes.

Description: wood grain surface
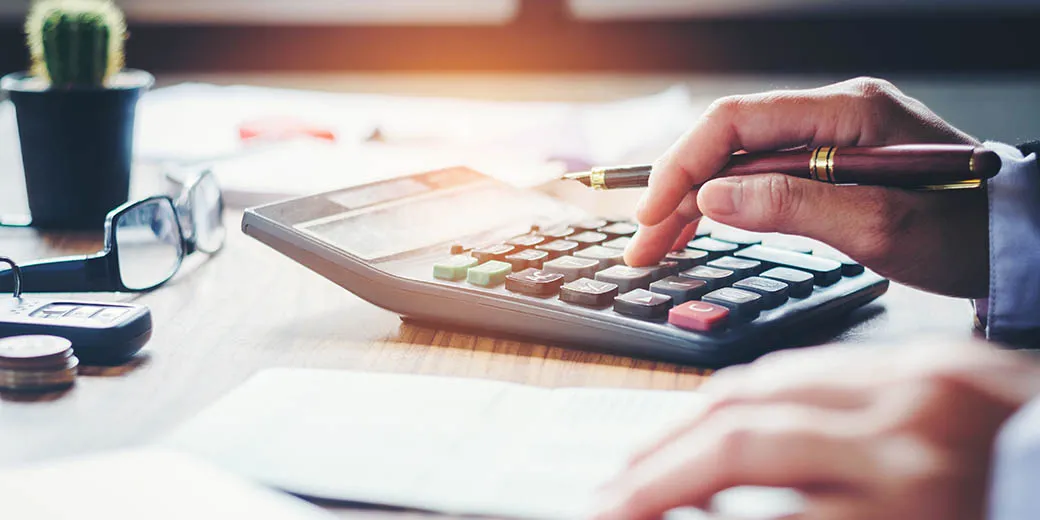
[[0, 74, 980, 519]]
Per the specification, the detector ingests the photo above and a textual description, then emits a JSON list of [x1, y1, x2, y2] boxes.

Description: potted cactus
[[2, 0, 152, 229]]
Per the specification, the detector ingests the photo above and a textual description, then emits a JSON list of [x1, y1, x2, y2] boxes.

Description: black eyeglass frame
[[0, 170, 224, 294]]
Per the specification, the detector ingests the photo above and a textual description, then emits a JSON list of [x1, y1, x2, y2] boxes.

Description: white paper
[[158, 368, 801, 520]]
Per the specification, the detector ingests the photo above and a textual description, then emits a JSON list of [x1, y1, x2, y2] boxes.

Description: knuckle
[[761, 175, 803, 223], [706, 95, 744, 120], [849, 76, 898, 99]]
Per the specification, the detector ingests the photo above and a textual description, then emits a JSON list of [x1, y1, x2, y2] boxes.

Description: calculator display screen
[[297, 185, 553, 261]]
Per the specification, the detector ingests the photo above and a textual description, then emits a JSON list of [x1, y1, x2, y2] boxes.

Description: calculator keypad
[[431, 218, 869, 335]]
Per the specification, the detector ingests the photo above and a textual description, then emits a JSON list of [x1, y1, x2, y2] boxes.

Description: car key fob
[[0, 298, 152, 365]]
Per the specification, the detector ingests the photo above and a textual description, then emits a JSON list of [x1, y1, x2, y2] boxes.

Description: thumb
[[696, 174, 897, 258]]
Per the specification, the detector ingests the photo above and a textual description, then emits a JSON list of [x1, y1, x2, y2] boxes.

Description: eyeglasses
[[0, 169, 225, 293]]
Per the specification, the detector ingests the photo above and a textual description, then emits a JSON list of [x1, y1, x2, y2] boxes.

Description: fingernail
[[701, 178, 742, 216]]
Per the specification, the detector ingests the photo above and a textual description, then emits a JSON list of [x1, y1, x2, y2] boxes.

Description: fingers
[[591, 405, 869, 520], [695, 174, 909, 261]]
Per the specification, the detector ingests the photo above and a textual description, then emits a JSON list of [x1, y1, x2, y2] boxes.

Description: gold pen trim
[[809, 146, 836, 183], [590, 168, 607, 190], [824, 146, 836, 182], [915, 179, 983, 191]]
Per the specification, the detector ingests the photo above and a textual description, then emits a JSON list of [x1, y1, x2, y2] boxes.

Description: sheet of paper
[[0, 450, 334, 520], [158, 368, 801, 520]]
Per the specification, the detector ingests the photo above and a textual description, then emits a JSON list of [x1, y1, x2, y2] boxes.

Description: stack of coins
[[0, 335, 78, 392]]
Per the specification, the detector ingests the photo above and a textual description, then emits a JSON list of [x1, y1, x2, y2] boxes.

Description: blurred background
[[1, 0, 1039, 216]]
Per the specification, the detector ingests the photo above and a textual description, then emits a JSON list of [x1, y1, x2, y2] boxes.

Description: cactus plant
[[25, 0, 126, 88]]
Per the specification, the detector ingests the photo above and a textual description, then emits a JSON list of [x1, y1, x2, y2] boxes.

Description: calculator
[[242, 167, 888, 366]]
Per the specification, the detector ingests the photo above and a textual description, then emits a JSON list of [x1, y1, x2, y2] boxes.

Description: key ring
[[0, 256, 22, 299]]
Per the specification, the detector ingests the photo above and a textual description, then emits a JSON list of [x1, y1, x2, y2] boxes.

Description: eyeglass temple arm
[[0, 254, 115, 294]]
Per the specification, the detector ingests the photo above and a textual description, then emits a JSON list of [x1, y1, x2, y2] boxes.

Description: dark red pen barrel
[[720, 145, 1000, 186]]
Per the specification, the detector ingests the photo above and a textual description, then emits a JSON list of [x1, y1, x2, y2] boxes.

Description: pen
[[562, 144, 1002, 191]]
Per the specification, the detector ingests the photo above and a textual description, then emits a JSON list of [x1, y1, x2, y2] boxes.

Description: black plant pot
[[2, 70, 153, 230]]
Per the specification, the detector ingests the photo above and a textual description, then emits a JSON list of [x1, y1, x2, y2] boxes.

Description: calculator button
[[505, 268, 565, 296], [595, 265, 656, 293], [732, 276, 789, 308], [466, 260, 512, 287], [814, 250, 865, 276], [736, 245, 842, 285], [650, 276, 709, 304], [541, 226, 576, 239], [65, 306, 104, 319], [760, 267, 814, 298], [707, 257, 762, 278], [535, 239, 580, 260], [687, 237, 740, 258], [664, 249, 710, 270], [679, 265, 735, 290], [559, 278, 619, 307], [650, 261, 680, 281], [30, 304, 77, 318], [601, 237, 631, 250], [433, 255, 479, 281], [506, 234, 546, 248], [542, 256, 600, 282], [569, 231, 609, 246], [574, 218, 609, 230], [702, 287, 763, 321], [761, 235, 814, 254], [598, 222, 638, 237], [710, 228, 762, 246], [695, 219, 715, 237], [93, 307, 130, 323], [669, 300, 730, 332], [471, 244, 515, 264], [614, 289, 673, 319], [573, 246, 625, 270], [504, 249, 549, 271]]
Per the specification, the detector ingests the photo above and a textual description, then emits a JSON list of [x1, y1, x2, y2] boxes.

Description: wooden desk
[[0, 73, 980, 518]]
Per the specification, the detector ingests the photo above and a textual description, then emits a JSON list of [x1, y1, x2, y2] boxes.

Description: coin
[[0, 355, 78, 391], [0, 335, 72, 359]]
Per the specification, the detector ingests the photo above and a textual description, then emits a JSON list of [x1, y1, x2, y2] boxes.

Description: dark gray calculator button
[[664, 249, 710, 270], [506, 234, 546, 248], [574, 218, 609, 230], [687, 237, 740, 258], [650, 276, 709, 304], [710, 228, 762, 246], [471, 244, 515, 263], [569, 231, 608, 246], [732, 276, 789, 308], [560, 278, 619, 307], [702, 287, 763, 321], [505, 268, 565, 296], [815, 250, 865, 276], [650, 261, 680, 281], [598, 222, 638, 237], [707, 256, 762, 278], [542, 255, 600, 282], [601, 237, 631, 250], [504, 249, 549, 271], [736, 245, 842, 285], [614, 289, 673, 319], [535, 239, 580, 260], [541, 226, 576, 239], [595, 265, 655, 293], [573, 245, 625, 270], [760, 267, 814, 298], [679, 265, 735, 290], [94, 307, 130, 323]]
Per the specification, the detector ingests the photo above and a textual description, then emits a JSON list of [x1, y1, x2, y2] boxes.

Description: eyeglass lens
[[115, 198, 183, 290], [189, 172, 225, 254]]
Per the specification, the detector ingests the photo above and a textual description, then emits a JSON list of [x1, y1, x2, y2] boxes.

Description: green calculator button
[[466, 260, 512, 287], [433, 255, 479, 280]]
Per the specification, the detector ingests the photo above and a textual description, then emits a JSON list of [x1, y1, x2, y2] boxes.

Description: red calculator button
[[668, 301, 729, 332]]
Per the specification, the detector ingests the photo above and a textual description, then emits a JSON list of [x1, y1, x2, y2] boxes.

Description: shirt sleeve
[[990, 396, 1040, 520], [982, 141, 1040, 347]]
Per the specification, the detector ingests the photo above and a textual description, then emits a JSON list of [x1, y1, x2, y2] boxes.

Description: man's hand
[[626, 77, 989, 298], [590, 340, 1040, 520]]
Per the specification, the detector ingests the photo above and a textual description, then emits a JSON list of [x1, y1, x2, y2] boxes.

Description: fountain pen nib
[[562, 171, 593, 186]]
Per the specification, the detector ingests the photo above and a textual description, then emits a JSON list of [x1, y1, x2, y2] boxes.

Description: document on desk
[[158, 368, 707, 519]]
